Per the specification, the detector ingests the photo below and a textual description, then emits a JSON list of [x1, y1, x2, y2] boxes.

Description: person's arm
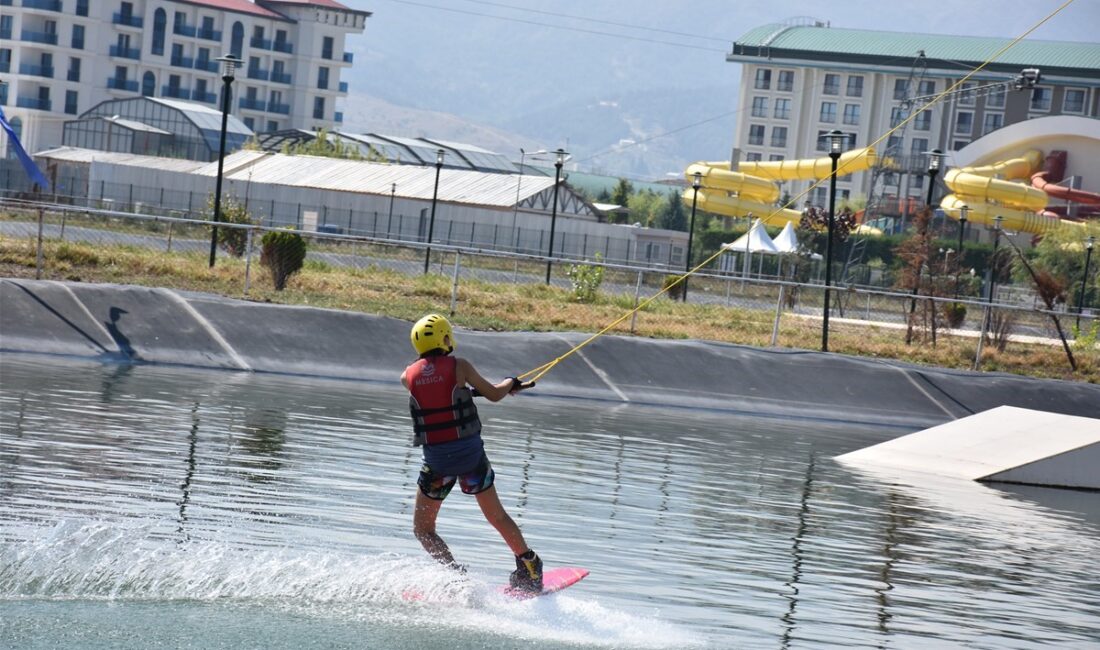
[[456, 358, 532, 402], [399, 369, 409, 389]]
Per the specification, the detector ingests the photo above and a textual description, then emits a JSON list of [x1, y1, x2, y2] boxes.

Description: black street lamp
[[954, 204, 969, 300], [207, 54, 241, 268], [925, 149, 944, 208], [1077, 235, 1095, 331], [387, 182, 396, 236], [683, 171, 702, 302], [423, 149, 444, 274], [545, 148, 566, 285], [821, 129, 844, 352]]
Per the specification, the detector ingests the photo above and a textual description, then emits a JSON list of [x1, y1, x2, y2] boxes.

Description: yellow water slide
[[939, 149, 1083, 234], [683, 148, 878, 226]]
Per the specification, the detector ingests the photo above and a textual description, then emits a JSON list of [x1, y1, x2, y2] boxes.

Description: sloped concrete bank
[[2, 278, 1097, 429]]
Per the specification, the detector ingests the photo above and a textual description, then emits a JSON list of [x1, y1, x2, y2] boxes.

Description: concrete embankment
[[2, 278, 1097, 429]]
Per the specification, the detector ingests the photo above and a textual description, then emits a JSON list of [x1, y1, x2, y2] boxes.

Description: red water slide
[[1031, 150, 1100, 209]]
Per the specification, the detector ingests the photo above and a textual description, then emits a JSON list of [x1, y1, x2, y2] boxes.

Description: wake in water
[[0, 519, 702, 648]]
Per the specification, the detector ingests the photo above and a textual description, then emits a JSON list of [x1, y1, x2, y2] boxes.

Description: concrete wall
[[2, 278, 1098, 430]]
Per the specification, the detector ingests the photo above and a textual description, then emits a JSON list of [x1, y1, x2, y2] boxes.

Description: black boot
[[509, 550, 543, 593]]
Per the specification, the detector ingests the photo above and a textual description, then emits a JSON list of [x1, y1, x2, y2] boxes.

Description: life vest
[[406, 355, 482, 446]]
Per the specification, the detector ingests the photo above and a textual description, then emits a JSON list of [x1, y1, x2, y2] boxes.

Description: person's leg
[[413, 488, 457, 566], [474, 486, 529, 556]]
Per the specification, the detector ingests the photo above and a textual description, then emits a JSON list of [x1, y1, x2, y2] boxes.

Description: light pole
[[207, 53, 241, 268], [545, 148, 566, 285], [387, 182, 396, 237], [513, 148, 547, 253], [423, 149, 444, 274], [683, 171, 702, 301], [925, 148, 944, 210], [822, 130, 844, 352], [955, 205, 968, 299], [1078, 235, 1095, 331]]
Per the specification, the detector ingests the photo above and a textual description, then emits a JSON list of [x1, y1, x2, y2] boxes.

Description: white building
[[727, 19, 1100, 215], [1, 0, 368, 154]]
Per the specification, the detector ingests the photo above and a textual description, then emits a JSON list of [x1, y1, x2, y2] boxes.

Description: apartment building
[[0, 0, 368, 155], [727, 20, 1100, 211]]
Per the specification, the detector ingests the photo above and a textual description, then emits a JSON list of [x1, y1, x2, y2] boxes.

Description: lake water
[[1, 356, 1098, 649]]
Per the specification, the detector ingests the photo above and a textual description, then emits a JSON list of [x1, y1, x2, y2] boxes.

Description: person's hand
[[507, 377, 535, 394]]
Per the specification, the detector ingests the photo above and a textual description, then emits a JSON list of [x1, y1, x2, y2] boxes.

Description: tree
[[610, 178, 634, 207], [657, 190, 687, 231], [260, 229, 307, 290], [205, 194, 256, 257]]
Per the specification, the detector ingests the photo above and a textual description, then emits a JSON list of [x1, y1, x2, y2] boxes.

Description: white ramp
[[836, 406, 1100, 489]]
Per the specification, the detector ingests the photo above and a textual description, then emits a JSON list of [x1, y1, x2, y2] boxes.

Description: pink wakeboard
[[500, 566, 589, 600]]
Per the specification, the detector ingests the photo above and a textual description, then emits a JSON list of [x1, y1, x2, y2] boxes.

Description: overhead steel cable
[[518, 0, 1078, 384]]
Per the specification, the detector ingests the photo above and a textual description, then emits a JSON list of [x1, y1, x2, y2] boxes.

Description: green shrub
[[662, 274, 684, 301], [260, 229, 307, 290], [207, 195, 256, 258], [941, 302, 967, 328], [567, 253, 606, 302]]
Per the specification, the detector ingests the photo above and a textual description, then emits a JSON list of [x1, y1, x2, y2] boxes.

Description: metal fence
[[2, 197, 1096, 370]]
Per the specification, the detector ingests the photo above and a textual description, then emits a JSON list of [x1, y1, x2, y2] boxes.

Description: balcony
[[239, 97, 266, 111], [195, 59, 217, 73], [266, 101, 290, 114], [271, 72, 291, 84], [21, 29, 59, 45], [23, 0, 62, 11], [192, 90, 216, 104], [173, 24, 196, 38], [197, 28, 222, 42], [67, 68, 80, 82], [18, 63, 54, 78], [250, 37, 272, 50], [161, 85, 190, 99], [112, 12, 143, 28], [170, 55, 194, 69], [107, 77, 138, 91], [17, 96, 52, 111], [246, 67, 270, 81], [338, 81, 348, 93], [342, 52, 354, 64], [273, 41, 293, 54], [110, 44, 141, 60]]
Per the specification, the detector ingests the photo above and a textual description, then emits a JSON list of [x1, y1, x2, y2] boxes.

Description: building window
[[1030, 87, 1052, 111], [815, 130, 829, 152], [958, 82, 976, 106], [846, 75, 863, 97], [142, 71, 155, 96], [152, 9, 166, 55], [745, 152, 762, 162], [918, 80, 935, 96], [253, 25, 265, 42], [843, 103, 860, 125], [913, 111, 931, 131], [317, 66, 329, 90], [231, 22, 244, 58], [952, 139, 969, 152], [750, 96, 767, 117], [71, 24, 84, 50], [313, 96, 325, 119], [76, 0, 89, 16], [267, 120, 279, 132], [65, 90, 78, 115], [769, 154, 784, 162], [0, 16, 10, 41], [910, 138, 928, 156], [893, 79, 909, 100], [243, 116, 255, 130], [773, 98, 790, 119], [115, 65, 128, 82], [754, 68, 771, 90], [843, 132, 857, 147], [986, 85, 1005, 108], [1063, 88, 1086, 113], [322, 36, 334, 60], [776, 70, 793, 92], [67, 56, 80, 82], [822, 73, 839, 95], [195, 78, 208, 101], [748, 124, 765, 146], [982, 112, 1003, 134], [955, 111, 973, 135], [819, 102, 836, 123], [770, 126, 787, 148], [886, 135, 903, 153]]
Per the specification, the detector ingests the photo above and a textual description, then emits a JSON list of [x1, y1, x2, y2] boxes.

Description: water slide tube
[[683, 147, 878, 227], [939, 149, 1085, 234], [1031, 150, 1100, 217]]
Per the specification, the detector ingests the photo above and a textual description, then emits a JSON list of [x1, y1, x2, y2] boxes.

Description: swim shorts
[[417, 451, 495, 500]]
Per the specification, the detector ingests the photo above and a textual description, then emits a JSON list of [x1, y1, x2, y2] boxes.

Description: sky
[[336, 1, 1099, 177]]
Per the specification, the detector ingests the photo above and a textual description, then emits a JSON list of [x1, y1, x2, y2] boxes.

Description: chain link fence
[[2, 197, 1096, 370]]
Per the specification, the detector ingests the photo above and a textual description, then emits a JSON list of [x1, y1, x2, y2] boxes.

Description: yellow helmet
[[410, 313, 454, 356]]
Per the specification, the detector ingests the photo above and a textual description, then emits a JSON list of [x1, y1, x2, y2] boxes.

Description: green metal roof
[[731, 23, 1100, 79]]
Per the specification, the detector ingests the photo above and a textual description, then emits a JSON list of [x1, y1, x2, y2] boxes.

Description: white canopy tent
[[721, 219, 779, 277], [773, 222, 799, 254]]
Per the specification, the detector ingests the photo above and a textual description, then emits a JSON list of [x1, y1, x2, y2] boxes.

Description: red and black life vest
[[406, 355, 482, 446]]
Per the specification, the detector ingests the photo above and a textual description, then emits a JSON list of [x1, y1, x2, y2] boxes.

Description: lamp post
[[821, 129, 844, 352], [387, 182, 396, 237], [423, 149, 444, 274], [1078, 235, 1096, 331], [545, 148, 566, 285], [682, 171, 702, 302], [513, 148, 548, 253], [924, 149, 944, 209], [955, 205, 968, 299], [207, 54, 241, 268]]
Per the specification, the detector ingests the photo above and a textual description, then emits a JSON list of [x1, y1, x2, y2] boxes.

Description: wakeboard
[[501, 566, 589, 600]]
